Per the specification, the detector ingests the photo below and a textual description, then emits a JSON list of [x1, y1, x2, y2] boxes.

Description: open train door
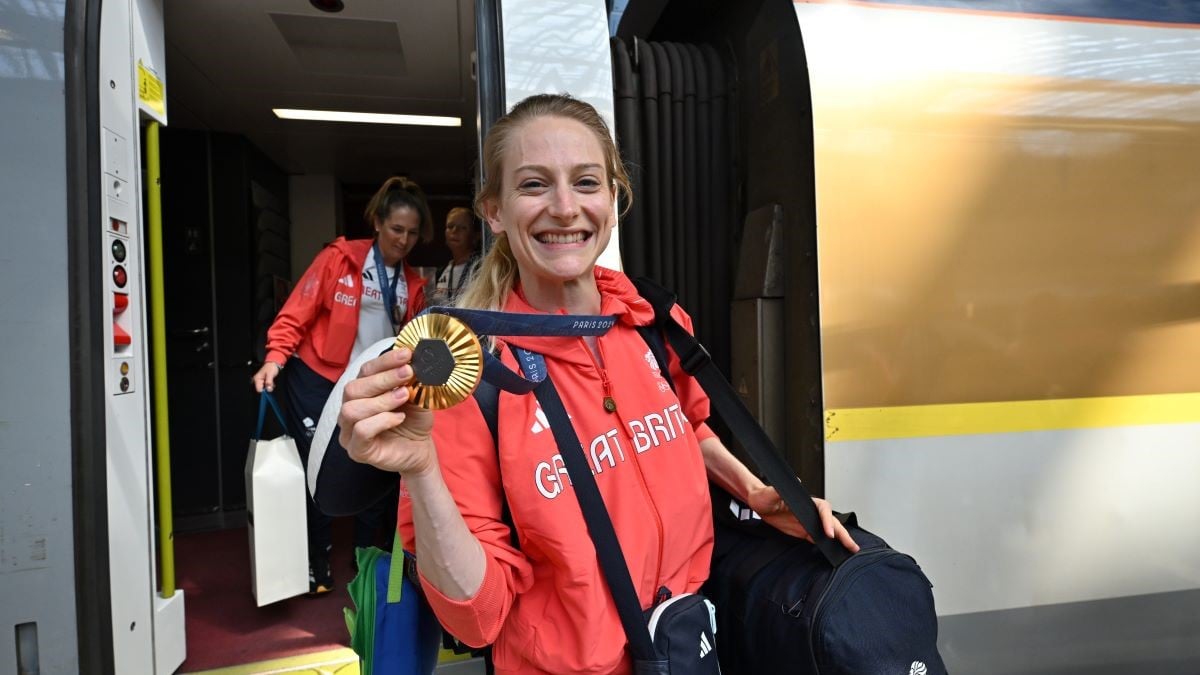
[[484, 0, 623, 269], [0, 1, 185, 673]]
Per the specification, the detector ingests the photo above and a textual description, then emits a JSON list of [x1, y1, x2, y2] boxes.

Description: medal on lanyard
[[392, 307, 617, 410], [393, 312, 483, 409]]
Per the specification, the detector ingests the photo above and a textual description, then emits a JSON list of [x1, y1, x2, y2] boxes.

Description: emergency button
[[113, 292, 129, 314]]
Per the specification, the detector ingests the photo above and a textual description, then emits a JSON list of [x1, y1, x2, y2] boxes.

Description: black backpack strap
[[473, 378, 500, 442], [632, 276, 677, 326], [632, 277, 678, 392], [469, 377, 518, 549], [440, 379, 511, 664], [634, 325, 675, 393], [633, 275, 681, 389], [532, 374, 662, 665]]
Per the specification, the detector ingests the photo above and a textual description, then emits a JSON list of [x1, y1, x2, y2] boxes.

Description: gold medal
[[393, 313, 483, 409]]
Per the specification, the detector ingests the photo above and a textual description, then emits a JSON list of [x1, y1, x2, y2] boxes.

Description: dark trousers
[[279, 357, 398, 566]]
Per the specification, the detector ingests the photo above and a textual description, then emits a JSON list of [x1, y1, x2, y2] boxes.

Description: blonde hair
[[364, 176, 434, 243], [457, 94, 632, 311], [446, 206, 474, 228]]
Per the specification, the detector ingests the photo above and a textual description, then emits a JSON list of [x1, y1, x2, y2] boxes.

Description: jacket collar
[[497, 266, 654, 367]]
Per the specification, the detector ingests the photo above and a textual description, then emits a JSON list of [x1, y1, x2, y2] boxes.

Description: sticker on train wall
[[137, 60, 165, 117]]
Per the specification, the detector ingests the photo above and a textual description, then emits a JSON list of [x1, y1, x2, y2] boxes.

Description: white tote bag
[[245, 392, 309, 606]]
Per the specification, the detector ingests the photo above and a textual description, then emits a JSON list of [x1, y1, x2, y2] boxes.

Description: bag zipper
[[654, 585, 672, 606], [806, 548, 891, 672], [646, 591, 692, 637]]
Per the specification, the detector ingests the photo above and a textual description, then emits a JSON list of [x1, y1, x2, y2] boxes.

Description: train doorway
[[154, 0, 482, 670]]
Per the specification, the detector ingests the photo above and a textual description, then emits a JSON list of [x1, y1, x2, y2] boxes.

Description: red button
[[114, 323, 132, 346], [113, 293, 129, 314], [113, 265, 127, 288]]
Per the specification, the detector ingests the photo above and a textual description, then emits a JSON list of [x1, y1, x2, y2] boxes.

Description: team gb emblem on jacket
[[644, 349, 671, 392]]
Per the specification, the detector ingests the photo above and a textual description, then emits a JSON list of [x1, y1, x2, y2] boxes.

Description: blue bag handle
[[255, 391, 288, 441]]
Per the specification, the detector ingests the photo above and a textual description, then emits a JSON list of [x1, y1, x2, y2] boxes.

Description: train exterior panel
[[800, 1, 1200, 669], [5, 0, 1198, 670]]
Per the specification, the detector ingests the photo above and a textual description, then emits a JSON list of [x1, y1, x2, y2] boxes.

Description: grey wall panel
[[0, 1, 82, 673]]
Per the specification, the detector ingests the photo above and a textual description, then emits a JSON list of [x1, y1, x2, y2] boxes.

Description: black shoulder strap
[[632, 276, 850, 568], [470, 377, 519, 553], [441, 378, 509, 667], [474, 351, 661, 662], [473, 379, 500, 442], [632, 277, 675, 316], [634, 325, 675, 393], [632, 278, 677, 390], [532, 375, 662, 665]]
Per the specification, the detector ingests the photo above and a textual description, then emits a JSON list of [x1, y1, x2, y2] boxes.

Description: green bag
[[345, 531, 433, 675]]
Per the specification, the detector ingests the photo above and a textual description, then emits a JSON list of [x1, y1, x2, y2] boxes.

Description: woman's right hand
[[338, 348, 437, 476], [252, 361, 282, 393]]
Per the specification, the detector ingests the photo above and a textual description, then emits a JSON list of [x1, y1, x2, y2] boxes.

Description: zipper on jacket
[[586, 334, 666, 598], [583, 336, 618, 413], [597, 358, 617, 413]]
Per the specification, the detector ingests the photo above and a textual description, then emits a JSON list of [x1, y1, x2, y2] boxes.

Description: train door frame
[[62, 0, 185, 673], [493, 0, 623, 268], [48, 0, 614, 671], [65, 1, 113, 672], [477, 0, 504, 182]]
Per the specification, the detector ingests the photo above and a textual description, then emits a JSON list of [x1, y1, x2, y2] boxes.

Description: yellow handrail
[[146, 121, 176, 597]]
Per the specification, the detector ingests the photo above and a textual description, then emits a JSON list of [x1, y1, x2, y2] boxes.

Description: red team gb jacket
[[265, 237, 427, 382], [398, 267, 717, 675]]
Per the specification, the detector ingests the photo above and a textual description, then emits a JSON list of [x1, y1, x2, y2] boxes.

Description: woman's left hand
[[746, 485, 860, 553]]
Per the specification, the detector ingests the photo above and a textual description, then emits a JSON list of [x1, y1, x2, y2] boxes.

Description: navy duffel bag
[[703, 489, 947, 675], [633, 277, 947, 675]]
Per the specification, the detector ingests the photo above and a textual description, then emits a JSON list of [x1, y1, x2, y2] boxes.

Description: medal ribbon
[[418, 306, 617, 394]]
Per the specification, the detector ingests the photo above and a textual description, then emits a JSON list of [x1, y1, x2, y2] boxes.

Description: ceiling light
[[310, 0, 345, 12], [272, 109, 462, 127]]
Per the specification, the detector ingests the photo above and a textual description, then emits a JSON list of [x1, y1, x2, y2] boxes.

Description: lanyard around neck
[[419, 306, 616, 394], [445, 256, 475, 295], [372, 241, 403, 332]]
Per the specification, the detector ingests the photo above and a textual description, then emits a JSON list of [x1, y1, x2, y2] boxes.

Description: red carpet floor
[[176, 519, 361, 672]]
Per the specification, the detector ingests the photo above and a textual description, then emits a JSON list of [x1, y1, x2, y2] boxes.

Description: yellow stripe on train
[[824, 392, 1200, 441]]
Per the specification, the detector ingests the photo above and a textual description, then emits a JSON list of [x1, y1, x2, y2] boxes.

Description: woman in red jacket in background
[[252, 176, 432, 594]]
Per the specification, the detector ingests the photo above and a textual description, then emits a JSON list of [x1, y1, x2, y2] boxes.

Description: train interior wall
[[155, 128, 289, 525], [154, 126, 475, 529], [617, 0, 826, 490]]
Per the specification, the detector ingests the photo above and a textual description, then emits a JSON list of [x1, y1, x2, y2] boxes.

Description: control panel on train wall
[[98, 0, 183, 672], [104, 128, 138, 395]]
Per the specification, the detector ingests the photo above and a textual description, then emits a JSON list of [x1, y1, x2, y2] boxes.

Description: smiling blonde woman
[[336, 94, 857, 674]]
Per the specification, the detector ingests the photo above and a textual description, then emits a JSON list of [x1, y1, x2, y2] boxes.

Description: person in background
[[429, 206, 483, 306], [252, 175, 433, 594], [335, 95, 858, 672]]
